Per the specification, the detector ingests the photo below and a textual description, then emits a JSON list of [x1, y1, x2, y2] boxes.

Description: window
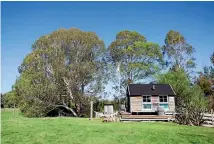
[[159, 96, 169, 111], [143, 96, 151, 102], [159, 104, 169, 109], [159, 96, 168, 102], [143, 104, 151, 109], [143, 96, 152, 110]]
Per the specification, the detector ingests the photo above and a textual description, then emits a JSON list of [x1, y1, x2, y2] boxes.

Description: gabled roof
[[127, 84, 176, 96]]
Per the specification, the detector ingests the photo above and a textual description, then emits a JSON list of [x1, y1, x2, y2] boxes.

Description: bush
[[157, 69, 208, 126], [19, 100, 48, 117]]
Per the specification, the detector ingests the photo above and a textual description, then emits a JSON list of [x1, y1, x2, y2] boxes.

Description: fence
[[203, 113, 214, 126]]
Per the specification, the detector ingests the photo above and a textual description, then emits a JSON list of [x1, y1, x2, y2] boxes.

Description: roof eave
[[169, 84, 176, 96]]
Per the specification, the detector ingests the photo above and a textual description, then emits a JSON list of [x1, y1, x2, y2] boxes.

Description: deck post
[[90, 101, 93, 120]]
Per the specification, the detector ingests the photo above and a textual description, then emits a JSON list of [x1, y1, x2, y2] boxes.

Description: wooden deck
[[120, 114, 174, 122]]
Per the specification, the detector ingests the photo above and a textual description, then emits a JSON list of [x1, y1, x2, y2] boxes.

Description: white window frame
[[142, 95, 152, 110], [159, 95, 168, 103], [158, 95, 169, 110]]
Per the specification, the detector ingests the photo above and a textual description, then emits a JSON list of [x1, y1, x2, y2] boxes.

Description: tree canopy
[[107, 30, 164, 97], [15, 28, 107, 117], [7, 28, 212, 121], [163, 30, 196, 73]]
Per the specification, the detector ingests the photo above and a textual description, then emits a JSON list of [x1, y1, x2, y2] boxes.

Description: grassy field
[[1, 109, 214, 144]]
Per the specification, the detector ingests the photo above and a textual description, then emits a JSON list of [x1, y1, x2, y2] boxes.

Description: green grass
[[2, 109, 214, 144]]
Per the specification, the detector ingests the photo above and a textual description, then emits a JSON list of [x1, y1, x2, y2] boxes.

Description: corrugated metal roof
[[127, 84, 176, 96]]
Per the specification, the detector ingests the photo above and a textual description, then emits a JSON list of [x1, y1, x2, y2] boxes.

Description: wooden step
[[121, 115, 173, 119], [120, 118, 174, 122]]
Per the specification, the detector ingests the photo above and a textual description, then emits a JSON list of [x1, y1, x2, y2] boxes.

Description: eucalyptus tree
[[163, 30, 196, 73], [107, 30, 164, 97], [15, 28, 107, 117]]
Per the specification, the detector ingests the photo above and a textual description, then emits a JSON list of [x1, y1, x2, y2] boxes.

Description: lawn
[[1, 109, 214, 144]]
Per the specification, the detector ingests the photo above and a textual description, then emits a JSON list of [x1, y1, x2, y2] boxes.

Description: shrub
[[157, 69, 208, 126]]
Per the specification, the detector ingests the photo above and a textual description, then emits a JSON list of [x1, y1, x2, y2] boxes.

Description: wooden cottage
[[126, 84, 176, 114]]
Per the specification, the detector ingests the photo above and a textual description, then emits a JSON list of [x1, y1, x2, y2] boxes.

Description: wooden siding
[[168, 96, 175, 111], [130, 96, 142, 112], [151, 96, 158, 103], [151, 96, 159, 111], [129, 95, 175, 112]]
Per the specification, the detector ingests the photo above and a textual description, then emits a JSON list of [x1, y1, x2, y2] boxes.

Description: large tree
[[15, 28, 107, 117], [163, 30, 196, 73], [107, 30, 164, 97]]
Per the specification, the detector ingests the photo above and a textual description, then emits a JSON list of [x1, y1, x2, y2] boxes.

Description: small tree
[[188, 85, 208, 126], [3, 90, 18, 115], [156, 69, 208, 126], [197, 52, 214, 111]]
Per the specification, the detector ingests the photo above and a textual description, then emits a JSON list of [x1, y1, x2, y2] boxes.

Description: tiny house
[[126, 84, 176, 114]]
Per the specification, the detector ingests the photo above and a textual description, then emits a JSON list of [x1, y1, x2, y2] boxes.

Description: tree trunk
[[75, 103, 81, 116], [55, 105, 77, 117], [64, 105, 77, 117], [81, 84, 84, 94]]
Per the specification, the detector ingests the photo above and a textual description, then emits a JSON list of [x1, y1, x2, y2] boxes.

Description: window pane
[[159, 96, 168, 102], [147, 97, 151, 102], [159, 104, 169, 110], [143, 96, 146, 102], [143, 96, 151, 102], [143, 104, 151, 109]]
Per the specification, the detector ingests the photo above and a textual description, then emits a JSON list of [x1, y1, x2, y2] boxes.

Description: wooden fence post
[[13, 103, 15, 116], [90, 101, 93, 120]]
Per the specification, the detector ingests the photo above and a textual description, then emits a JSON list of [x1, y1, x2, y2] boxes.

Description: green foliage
[[107, 30, 163, 97], [211, 52, 214, 65], [15, 28, 107, 117], [186, 85, 208, 125], [156, 69, 208, 126], [197, 74, 213, 96], [2, 91, 18, 108], [93, 98, 111, 112], [208, 95, 214, 110], [2, 110, 214, 144], [197, 52, 214, 110], [156, 69, 190, 98], [163, 30, 196, 72], [1, 93, 3, 108], [203, 66, 214, 83]]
